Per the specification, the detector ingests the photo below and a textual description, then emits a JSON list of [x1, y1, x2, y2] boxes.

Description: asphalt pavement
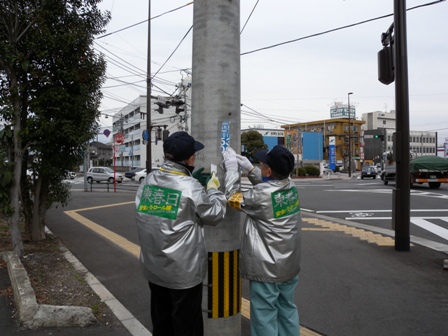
[[1, 174, 448, 336]]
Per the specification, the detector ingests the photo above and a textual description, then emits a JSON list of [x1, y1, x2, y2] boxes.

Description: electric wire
[[241, 104, 293, 124], [100, 0, 447, 133], [241, 0, 446, 56], [102, 79, 146, 89], [241, 0, 260, 34], [96, 2, 193, 39], [151, 25, 193, 80], [95, 41, 145, 76]]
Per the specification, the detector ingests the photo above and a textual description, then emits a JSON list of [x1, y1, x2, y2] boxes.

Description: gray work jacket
[[135, 160, 227, 289], [225, 168, 301, 283]]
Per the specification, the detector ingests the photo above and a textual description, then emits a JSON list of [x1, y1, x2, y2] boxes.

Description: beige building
[[283, 118, 365, 171]]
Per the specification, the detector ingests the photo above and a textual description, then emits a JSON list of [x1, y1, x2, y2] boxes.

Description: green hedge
[[295, 165, 320, 177]]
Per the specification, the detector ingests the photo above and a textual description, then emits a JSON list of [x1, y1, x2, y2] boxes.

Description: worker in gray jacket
[[222, 145, 301, 336], [135, 131, 226, 336]]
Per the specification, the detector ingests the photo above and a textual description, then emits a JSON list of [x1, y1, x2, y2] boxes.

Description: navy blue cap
[[163, 131, 204, 161], [254, 145, 294, 177]]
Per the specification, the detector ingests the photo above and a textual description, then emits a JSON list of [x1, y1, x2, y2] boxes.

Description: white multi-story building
[[361, 110, 396, 130], [361, 110, 437, 156], [112, 77, 192, 169]]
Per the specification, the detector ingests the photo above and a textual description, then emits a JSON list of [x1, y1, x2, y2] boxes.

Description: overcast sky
[[95, 0, 448, 145]]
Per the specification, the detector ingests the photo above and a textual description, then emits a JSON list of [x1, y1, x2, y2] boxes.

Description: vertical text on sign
[[221, 121, 230, 153]]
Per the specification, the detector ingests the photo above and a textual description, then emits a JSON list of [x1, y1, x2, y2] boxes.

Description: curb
[[60, 243, 152, 336], [1, 251, 96, 329]]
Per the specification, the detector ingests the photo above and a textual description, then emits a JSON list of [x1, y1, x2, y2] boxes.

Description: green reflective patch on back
[[137, 185, 182, 220], [271, 187, 300, 219]]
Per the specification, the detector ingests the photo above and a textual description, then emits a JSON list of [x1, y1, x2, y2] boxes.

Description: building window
[[383, 120, 386, 124]]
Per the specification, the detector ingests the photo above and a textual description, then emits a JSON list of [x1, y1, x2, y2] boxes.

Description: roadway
[[294, 176, 448, 245], [46, 174, 448, 335]]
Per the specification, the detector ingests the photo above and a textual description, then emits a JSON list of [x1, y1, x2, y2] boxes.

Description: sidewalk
[[289, 170, 360, 181], [1, 190, 448, 335]]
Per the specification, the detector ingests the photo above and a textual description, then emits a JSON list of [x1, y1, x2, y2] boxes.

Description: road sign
[[116, 133, 124, 144]]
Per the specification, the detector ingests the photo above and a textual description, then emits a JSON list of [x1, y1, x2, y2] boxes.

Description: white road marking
[[411, 218, 448, 241], [327, 189, 448, 199], [318, 209, 448, 214], [342, 215, 448, 242]]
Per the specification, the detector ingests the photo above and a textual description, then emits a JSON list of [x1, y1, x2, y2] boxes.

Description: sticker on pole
[[220, 122, 230, 153]]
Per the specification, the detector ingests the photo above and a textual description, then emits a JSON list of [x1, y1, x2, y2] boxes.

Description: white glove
[[222, 148, 238, 172], [207, 172, 220, 190], [236, 154, 254, 173]]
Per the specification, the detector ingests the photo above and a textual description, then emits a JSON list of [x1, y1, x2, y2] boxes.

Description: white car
[[135, 167, 160, 183], [322, 167, 333, 174], [86, 167, 123, 184], [135, 169, 148, 183], [64, 171, 76, 179], [26, 168, 38, 180]]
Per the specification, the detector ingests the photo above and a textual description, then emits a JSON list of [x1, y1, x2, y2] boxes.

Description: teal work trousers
[[250, 276, 300, 336]]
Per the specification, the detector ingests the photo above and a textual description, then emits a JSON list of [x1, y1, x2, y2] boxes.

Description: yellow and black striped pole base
[[207, 250, 241, 318]]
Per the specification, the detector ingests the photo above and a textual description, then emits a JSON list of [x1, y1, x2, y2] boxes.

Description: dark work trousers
[[148, 281, 204, 336]]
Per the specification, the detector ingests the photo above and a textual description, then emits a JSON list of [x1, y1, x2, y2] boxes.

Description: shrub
[[304, 165, 320, 176], [296, 167, 307, 176]]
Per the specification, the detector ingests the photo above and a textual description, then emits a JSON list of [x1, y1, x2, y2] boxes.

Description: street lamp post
[[348, 92, 353, 177], [146, 2, 152, 172]]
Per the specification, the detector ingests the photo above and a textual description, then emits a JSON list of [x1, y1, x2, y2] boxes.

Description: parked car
[[323, 163, 337, 172], [135, 169, 148, 183], [322, 167, 333, 174], [135, 167, 160, 183], [86, 167, 123, 184], [26, 168, 38, 180], [361, 166, 377, 179], [64, 171, 76, 179], [125, 167, 144, 179]]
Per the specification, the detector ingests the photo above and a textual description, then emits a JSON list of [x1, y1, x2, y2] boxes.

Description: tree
[[0, 0, 110, 255], [241, 130, 268, 160]]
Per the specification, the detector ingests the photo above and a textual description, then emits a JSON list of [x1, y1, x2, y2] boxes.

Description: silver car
[[86, 167, 123, 184]]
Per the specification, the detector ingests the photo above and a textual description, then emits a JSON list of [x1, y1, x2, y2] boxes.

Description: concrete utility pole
[[191, 1, 242, 335]]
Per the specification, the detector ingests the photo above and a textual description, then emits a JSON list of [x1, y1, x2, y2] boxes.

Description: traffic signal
[[154, 101, 165, 114], [174, 100, 185, 114], [163, 129, 170, 141], [374, 134, 384, 141]]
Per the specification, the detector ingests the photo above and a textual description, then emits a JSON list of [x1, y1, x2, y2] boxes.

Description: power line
[[95, 41, 145, 76], [151, 25, 193, 80], [102, 79, 146, 89], [241, 104, 297, 125], [241, 0, 260, 35], [96, 2, 193, 39], [241, 0, 446, 56]]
